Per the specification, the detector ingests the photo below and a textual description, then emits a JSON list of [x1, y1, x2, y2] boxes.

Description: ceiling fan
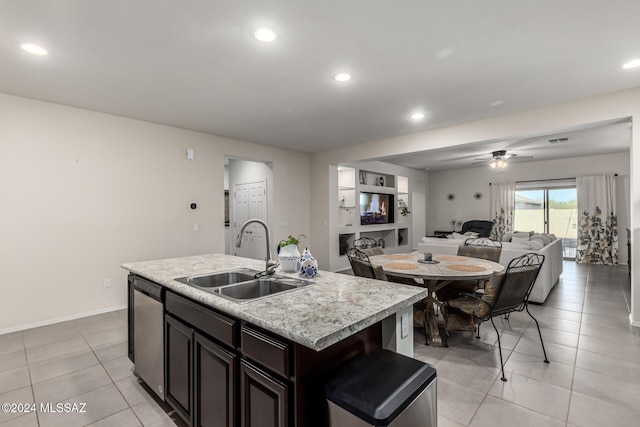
[[472, 150, 533, 168]]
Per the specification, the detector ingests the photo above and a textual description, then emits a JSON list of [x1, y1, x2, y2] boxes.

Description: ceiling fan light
[[489, 160, 497, 168], [497, 159, 507, 168]]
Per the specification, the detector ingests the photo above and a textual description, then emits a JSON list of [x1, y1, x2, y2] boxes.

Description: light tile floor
[[0, 310, 186, 427], [0, 261, 636, 426], [414, 261, 639, 427]]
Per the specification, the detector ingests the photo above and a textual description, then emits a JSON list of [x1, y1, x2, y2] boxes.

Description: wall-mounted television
[[360, 192, 395, 225]]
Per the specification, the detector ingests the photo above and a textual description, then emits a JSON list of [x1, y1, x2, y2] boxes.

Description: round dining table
[[369, 252, 505, 346]]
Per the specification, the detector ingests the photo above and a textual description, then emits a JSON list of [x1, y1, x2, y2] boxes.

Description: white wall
[[0, 93, 310, 332], [427, 152, 630, 264], [311, 87, 640, 325]]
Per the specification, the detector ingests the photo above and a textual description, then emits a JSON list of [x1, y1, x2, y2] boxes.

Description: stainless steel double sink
[[175, 268, 314, 303]]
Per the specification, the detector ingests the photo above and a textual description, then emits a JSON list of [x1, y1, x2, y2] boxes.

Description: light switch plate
[[401, 313, 409, 338]]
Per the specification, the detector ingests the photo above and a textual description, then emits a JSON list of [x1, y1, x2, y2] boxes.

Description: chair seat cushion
[[436, 280, 478, 301], [445, 311, 476, 331]]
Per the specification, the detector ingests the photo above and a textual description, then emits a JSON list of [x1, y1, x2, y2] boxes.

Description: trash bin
[[325, 350, 437, 427]]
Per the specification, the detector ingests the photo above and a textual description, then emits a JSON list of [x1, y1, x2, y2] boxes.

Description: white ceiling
[[1, 1, 640, 154], [376, 119, 632, 171]]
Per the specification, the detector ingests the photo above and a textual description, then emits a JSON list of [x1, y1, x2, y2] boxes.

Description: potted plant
[[398, 198, 411, 216], [277, 234, 307, 272]]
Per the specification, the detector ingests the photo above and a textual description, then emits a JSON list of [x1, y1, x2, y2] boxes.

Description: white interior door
[[233, 179, 267, 260]]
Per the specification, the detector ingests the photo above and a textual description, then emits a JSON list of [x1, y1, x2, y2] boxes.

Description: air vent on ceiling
[[548, 137, 570, 144]]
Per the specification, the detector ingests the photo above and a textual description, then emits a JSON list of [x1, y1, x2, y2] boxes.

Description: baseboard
[[0, 305, 127, 336], [631, 318, 640, 328]]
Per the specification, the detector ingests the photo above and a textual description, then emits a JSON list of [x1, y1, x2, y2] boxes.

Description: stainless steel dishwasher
[[133, 276, 165, 400]]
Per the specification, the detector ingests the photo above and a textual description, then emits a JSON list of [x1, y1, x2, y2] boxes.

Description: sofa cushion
[[448, 232, 478, 239], [512, 236, 530, 245], [513, 232, 532, 239], [528, 239, 544, 250], [532, 233, 552, 245]]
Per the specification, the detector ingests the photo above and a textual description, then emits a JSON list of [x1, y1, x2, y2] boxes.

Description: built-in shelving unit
[[397, 176, 409, 225], [358, 169, 395, 188], [338, 167, 357, 227], [398, 228, 409, 247], [331, 166, 414, 272]]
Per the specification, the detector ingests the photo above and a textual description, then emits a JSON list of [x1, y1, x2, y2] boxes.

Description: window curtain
[[576, 174, 618, 264], [489, 182, 515, 241]]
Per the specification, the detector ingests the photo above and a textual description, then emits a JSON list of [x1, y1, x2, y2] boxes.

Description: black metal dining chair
[[436, 238, 503, 302], [443, 253, 549, 381], [346, 248, 387, 280]]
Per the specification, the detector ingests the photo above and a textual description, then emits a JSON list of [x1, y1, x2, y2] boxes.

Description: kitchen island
[[123, 253, 428, 426]]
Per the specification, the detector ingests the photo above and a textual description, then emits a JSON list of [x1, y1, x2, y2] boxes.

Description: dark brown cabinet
[[195, 332, 237, 427], [133, 285, 382, 427], [165, 314, 193, 424], [240, 361, 288, 427], [165, 291, 241, 427]]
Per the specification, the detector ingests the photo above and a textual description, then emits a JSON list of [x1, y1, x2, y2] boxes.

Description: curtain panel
[[576, 174, 618, 265], [489, 182, 515, 241]]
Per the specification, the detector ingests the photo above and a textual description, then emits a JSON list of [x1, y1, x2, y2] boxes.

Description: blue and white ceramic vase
[[298, 248, 318, 278], [278, 244, 301, 272]]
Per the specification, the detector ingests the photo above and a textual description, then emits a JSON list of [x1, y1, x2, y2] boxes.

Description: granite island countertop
[[122, 253, 427, 351]]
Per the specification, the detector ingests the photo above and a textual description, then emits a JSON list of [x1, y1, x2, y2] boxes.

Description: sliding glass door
[[514, 183, 577, 259]]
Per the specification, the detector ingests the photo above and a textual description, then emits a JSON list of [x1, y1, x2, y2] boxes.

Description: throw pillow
[[463, 231, 480, 237], [502, 232, 514, 242], [512, 231, 533, 241], [450, 232, 466, 239], [528, 240, 544, 250], [532, 234, 552, 245], [512, 236, 530, 245]]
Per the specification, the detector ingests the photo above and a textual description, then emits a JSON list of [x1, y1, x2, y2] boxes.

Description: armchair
[[461, 220, 494, 237]]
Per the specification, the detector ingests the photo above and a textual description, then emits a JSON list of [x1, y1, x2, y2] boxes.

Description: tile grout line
[[22, 332, 41, 427], [562, 263, 588, 426]]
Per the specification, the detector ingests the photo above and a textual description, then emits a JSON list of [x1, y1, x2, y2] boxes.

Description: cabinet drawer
[[241, 325, 290, 378], [166, 292, 237, 348]]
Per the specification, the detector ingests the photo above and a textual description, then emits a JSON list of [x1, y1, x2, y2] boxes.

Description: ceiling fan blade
[[471, 160, 489, 165]]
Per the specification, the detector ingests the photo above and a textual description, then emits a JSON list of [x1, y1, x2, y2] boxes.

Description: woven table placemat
[[384, 263, 419, 270]]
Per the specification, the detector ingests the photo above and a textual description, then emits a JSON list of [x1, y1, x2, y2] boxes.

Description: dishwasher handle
[[132, 276, 164, 302]]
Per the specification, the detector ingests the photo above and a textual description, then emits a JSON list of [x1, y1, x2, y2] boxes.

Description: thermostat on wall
[[186, 148, 195, 160]]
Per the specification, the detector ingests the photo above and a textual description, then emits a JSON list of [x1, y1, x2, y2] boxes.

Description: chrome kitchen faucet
[[235, 219, 279, 277]]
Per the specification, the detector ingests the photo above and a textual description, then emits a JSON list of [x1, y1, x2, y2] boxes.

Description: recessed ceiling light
[[334, 73, 352, 82], [410, 112, 425, 121], [20, 43, 48, 56], [254, 28, 276, 42], [489, 100, 504, 107], [435, 48, 454, 59], [622, 59, 640, 69]]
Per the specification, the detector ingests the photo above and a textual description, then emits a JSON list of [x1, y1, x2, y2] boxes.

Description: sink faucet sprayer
[[235, 219, 279, 277]]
